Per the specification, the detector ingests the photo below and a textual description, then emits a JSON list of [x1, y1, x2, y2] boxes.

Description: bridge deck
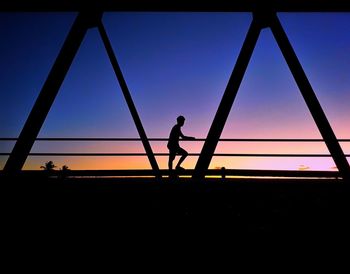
[[2, 168, 341, 180]]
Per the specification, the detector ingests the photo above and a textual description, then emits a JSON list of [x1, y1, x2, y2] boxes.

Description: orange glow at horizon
[[12, 155, 347, 171]]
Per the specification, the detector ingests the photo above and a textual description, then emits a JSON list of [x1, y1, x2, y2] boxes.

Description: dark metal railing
[[0, 138, 349, 157], [1, 137, 348, 179]]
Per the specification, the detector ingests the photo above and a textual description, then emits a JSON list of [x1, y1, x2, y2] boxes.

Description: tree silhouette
[[60, 165, 69, 171], [59, 165, 70, 179], [40, 161, 57, 171]]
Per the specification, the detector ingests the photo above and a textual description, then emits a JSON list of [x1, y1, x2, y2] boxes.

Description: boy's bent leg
[[176, 147, 188, 169]]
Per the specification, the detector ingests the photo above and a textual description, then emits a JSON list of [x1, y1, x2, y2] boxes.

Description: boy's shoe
[[176, 166, 185, 171]]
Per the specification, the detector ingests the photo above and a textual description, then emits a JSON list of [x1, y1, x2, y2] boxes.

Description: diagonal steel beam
[[97, 21, 160, 176], [269, 12, 350, 181], [193, 15, 262, 179], [4, 12, 102, 173]]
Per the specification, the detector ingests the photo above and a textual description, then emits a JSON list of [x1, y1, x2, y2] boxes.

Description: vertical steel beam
[[269, 13, 350, 181], [193, 16, 262, 179], [97, 22, 160, 175], [4, 12, 102, 173]]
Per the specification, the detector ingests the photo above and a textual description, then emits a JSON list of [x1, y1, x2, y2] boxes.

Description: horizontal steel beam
[[0, 169, 341, 178], [1, 0, 350, 11]]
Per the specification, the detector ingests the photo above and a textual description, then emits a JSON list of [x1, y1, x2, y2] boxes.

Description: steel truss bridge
[[1, 1, 350, 181]]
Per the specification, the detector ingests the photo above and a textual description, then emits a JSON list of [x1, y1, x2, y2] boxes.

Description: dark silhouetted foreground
[[2, 174, 350, 235]]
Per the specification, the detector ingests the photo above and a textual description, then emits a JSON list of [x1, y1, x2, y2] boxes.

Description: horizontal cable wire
[[1, 153, 349, 157], [1, 138, 350, 142]]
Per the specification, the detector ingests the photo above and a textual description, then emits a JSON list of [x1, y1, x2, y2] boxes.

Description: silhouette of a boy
[[167, 115, 195, 171]]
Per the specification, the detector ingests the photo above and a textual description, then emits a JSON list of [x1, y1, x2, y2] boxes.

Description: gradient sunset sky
[[0, 12, 349, 170]]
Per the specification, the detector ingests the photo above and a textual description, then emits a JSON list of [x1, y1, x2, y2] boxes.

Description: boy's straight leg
[[168, 150, 176, 170]]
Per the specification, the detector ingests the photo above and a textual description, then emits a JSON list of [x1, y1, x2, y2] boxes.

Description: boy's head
[[177, 115, 185, 126]]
